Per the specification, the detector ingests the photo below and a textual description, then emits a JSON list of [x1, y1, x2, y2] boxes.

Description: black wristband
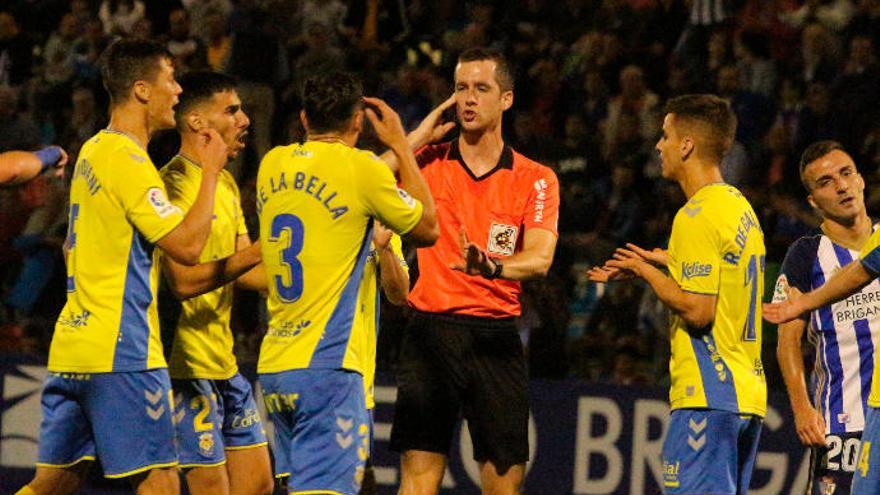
[[486, 259, 503, 279]]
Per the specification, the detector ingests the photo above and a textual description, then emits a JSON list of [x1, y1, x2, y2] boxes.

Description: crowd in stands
[[2, 0, 880, 389]]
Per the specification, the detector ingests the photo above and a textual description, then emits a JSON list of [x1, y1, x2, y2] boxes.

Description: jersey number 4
[[269, 214, 305, 302], [743, 254, 765, 342]]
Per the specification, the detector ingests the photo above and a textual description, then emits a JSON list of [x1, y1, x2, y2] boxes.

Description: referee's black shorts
[[389, 310, 528, 473]]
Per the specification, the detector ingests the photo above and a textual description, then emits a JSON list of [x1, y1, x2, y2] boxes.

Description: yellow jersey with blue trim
[[256, 141, 423, 375], [49, 130, 184, 372], [157, 155, 248, 380], [360, 233, 407, 409], [667, 183, 767, 417], [857, 228, 880, 406]]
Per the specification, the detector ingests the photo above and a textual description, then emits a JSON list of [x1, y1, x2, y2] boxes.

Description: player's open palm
[[762, 299, 802, 324], [793, 403, 827, 447], [587, 265, 633, 283], [195, 128, 228, 174], [363, 96, 407, 148], [409, 95, 457, 148], [622, 243, 668, 266]]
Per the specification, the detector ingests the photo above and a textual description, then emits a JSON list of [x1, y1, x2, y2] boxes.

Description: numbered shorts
[[661, 408, 762, 495], [36, 369, 177, 478], [390, 311, 528, 473], [260, 369, 369, 495], [172, 372, 268, 467], [852, 407, 880, 494], [807, 432, 861, 495]]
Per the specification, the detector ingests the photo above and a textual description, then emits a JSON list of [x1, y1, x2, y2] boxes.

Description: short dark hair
[[799, 140, 846, 190], [665, 94, 737, 161], [458, 47, 514, 91], [175, 71, 238, 128], [99, 38, 172, 105], [301, 71, 363, 134]]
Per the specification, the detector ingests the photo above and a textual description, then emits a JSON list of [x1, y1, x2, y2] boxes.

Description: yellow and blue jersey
[[667, 184, 767, 417], [256, 141, 423, 375], [857, 229, 880, 408], [50, 130, 184, 373], [156, 155, 248, 380], [360, 233, 407, 409]]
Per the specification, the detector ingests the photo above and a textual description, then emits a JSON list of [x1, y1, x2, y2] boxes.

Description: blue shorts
[[172, 372, 268, 468], [260, 369, 369, 495], [661, 409, 762, 495], [36, 369, 177, 478], [852, 407, 880, 494]]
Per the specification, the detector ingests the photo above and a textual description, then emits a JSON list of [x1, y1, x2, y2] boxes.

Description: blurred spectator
[[602, 64, 659, 154], [797, 22, 841, 84], [59, 86, 103, 165], [716, 64, 775, 146], [42, 13, 79, 87], [793, 81, 835, 156], [0, 85, 40, 152], [203, 10, 231, 71], [164, 8, 208, 73], [0, 11, 35, 86], [183, 0, 232, 43], [781, 0, 857, 32], [98, 0, 146, 36], [831, 34, 880, 153], [734, 30, 777, 97]]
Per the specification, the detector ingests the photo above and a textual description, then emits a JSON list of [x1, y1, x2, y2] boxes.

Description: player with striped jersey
[[17, 39, 228, 495], [256, 72, 438, 495], [590, 95, 766, 495], [774, 141, 878, 494]]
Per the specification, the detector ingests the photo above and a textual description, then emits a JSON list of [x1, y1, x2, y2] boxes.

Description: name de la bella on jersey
[[255, 149, 349, 219]]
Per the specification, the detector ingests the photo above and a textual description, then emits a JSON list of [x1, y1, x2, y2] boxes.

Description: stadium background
[[0, 0, 879, 493]]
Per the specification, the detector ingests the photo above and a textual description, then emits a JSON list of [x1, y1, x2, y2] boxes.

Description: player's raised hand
[[363, 96, 407, 149], [50, 146, 68, 179], [450, 228, 495, 277], [407, 95, 457, 149], [793, 402, 827, 447], [622, 243, 668, 266], [373, 219, 393, 250], [194, 128, 228, 174]]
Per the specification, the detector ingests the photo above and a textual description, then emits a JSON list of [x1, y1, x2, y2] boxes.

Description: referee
[[390, 47, 560, 495]]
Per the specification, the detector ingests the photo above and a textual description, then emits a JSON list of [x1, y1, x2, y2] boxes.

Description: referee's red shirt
[[408, 140, 560, 318]]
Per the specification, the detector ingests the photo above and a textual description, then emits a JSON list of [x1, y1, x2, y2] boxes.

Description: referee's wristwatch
[[485, 258, 503, 280]]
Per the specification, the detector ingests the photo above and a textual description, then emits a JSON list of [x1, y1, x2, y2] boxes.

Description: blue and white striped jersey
[[774, 230, 880, 434]]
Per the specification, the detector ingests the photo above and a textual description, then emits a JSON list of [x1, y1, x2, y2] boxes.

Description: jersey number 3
[[269, 214, 304, 302]]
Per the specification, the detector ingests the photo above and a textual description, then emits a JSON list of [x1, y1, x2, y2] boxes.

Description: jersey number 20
[[269, 214, 304, 302]]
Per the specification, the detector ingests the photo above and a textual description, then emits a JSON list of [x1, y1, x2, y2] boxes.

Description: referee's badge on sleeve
[[488, 223, 518, 256]]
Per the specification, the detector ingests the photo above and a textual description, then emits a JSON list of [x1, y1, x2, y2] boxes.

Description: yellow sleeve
[[115, 149, 184, 243], [668, 211, 721, 295], [390, 233, 408, 274], [860, 226, 880, 274], [355, 152, 423, 236]]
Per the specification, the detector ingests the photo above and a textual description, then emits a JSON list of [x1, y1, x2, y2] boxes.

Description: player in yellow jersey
[[154, 71, 272, 495], [256, 71, 438, 495], [358, 223, 409, 495], [17, 39, 230, 495], [589, 94, 766, 495]]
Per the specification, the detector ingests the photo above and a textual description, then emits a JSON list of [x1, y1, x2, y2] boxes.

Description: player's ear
[[132, 80, 150, 103], [185, 112, 202, 132], [299, 110, 310, 134], [680, 136, 694, 161], [501, 90, 513, 111], [352, 109, 364, 134], [806, 194, 817, 210]]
